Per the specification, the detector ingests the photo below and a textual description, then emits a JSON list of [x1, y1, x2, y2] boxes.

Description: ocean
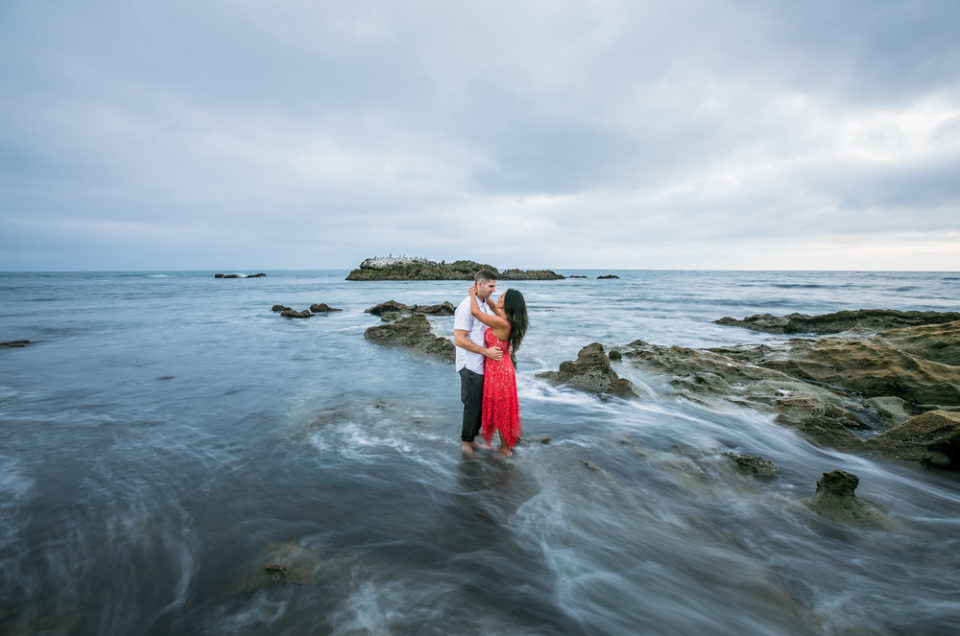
[[1, 270, 958, 635]]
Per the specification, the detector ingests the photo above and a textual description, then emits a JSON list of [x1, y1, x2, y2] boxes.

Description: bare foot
[[461, 442, 475, 456], [498, 446, 513, 458]]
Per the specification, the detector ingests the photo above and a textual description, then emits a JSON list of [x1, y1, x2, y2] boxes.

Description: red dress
[[481, 327, 521, 447]]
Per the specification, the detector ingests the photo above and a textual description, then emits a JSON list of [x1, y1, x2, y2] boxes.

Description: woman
[[468, 286, 528, 457]]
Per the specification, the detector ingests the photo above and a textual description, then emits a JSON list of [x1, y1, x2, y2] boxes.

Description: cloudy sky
[[2, 0, 959, 271]]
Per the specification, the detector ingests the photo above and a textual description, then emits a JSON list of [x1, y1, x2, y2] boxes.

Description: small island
[[345, 256, 565, 281]]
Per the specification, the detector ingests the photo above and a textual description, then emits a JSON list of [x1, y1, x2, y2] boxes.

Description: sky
[[1, 0, 959, 271]]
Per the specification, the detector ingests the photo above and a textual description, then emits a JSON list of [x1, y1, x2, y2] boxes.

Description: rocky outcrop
[[865, 410, 960, 468], [537, 343, 637, 398], [365, 300, 455, 322], [746, 323, 960, 408], [346, 256, 564, 281], [281, 309, 312, 318], [804, 470, 895, 529], [364, 313, 455, 361], [0, 340, 30, 349], [272, 305, 292, 312], [715, 309, 960, 335], [309, 303, 342, 313], [597, 274, 620, 279]]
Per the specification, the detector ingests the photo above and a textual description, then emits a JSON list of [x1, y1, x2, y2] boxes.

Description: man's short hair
[[475, 269, 499, 283]]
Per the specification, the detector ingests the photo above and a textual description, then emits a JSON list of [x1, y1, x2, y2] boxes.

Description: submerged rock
[[364, 312, 455, 361], [216, 272, 267, 279], [865, 410, 960, 469], [715, 309, 960, 335], [281, 309, 312, 318], [0, 340, 30, 349], [597, 274, 620, 279], [804, 470, 895, 529], [725, 453, 781, 478], [537, 343, 637, 398]]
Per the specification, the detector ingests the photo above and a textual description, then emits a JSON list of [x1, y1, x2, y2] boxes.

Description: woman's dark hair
[[503, 289, 528, 352]]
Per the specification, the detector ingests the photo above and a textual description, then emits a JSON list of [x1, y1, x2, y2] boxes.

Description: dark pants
[[459, 367, 484, 442]]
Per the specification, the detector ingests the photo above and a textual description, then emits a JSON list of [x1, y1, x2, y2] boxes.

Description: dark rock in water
[[364, 312, 455, 361], [725, 453, 780, 477], [567, 275, 588, 278], [499, 268, 565, 280], [804, 470, 895, 529], [865, 410, 960, 469], [597, 274, 620, 279], [0, 340, 30, 349], [537, 342, 637, 398], [608, 349, 622, 361], [346, 256, 564, 280], [715, 309, 960, 335], [272, 305, 292, 312], [787, 415, 863, 450], [281, 309, 312, 318], [309, 303, 342, 313], [365, 300, 455, 321], [217, 272, 266, 279]]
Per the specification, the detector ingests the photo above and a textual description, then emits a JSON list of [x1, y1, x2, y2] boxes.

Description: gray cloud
[[1, 0, 958, 270]]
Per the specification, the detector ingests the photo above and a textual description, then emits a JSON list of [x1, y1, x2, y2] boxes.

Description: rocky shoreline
[[538, 311, 960, 471], [345, 256, 565, 280]]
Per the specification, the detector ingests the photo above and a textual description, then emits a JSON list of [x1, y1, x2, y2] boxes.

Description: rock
[[346, 256, 563, 280], [804, 470, 895, 529], [865, 410, 960, 469], [0, 340, 30, 349], [597, 274, 620, 279], [567, 275, 588, 278], [281, 309, 312, 318], [365, 300, 455, 320], [499, 268, 565, 280], [272, 305, 292, 312], [537, 343, 637, 398], [363, 312, 455, 361], [309, 303, 342, 313], [229, 541, 338, 593], [725, 453, 781, 477], [759, 328, 960, 407], [715, 309, 960, 335], [217, 272, 266, 278]]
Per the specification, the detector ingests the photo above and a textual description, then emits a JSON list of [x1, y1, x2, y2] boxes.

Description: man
[[454, 269, 502, 455]]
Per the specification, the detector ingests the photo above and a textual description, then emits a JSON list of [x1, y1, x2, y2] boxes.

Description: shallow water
[[1, 270, 959, 634]]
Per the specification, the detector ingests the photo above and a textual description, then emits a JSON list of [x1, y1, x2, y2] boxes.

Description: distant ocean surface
[[1, 270, 959, 635]]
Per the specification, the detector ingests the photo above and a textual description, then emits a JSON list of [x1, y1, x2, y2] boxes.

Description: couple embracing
[[454, 269, 529, 457]]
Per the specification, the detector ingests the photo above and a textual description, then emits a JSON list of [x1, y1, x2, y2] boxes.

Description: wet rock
[[622, 340, 856, 422], [272, 304, 292, 312], [364, 312, 455, 361], [805, 470, 895, 529], [0, 340, 30, 348], [309, 303, 342, 313], [567, 275, 588, 278], [365, 300, 455, 321], [725, 453, 781, 478], [247, 272, 267, 278], [597, 274, 620, 279], [216, 272, 266, 278], [715, 309, 960, 335], [537, 343, 637, 398], [760, 327, 960, 408], [281, 309, 312, 318], [865, 410, 960, 469], [229, 541, 334, 593]]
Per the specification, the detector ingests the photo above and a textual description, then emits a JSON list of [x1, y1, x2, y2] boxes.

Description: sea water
[[1, 270, 958, 635]]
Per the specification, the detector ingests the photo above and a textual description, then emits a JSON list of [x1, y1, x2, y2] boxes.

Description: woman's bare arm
[[469, 289, 509, 329]]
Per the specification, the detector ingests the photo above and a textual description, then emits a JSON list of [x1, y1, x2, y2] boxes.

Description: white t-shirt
[[454, 295, 494, 374]]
